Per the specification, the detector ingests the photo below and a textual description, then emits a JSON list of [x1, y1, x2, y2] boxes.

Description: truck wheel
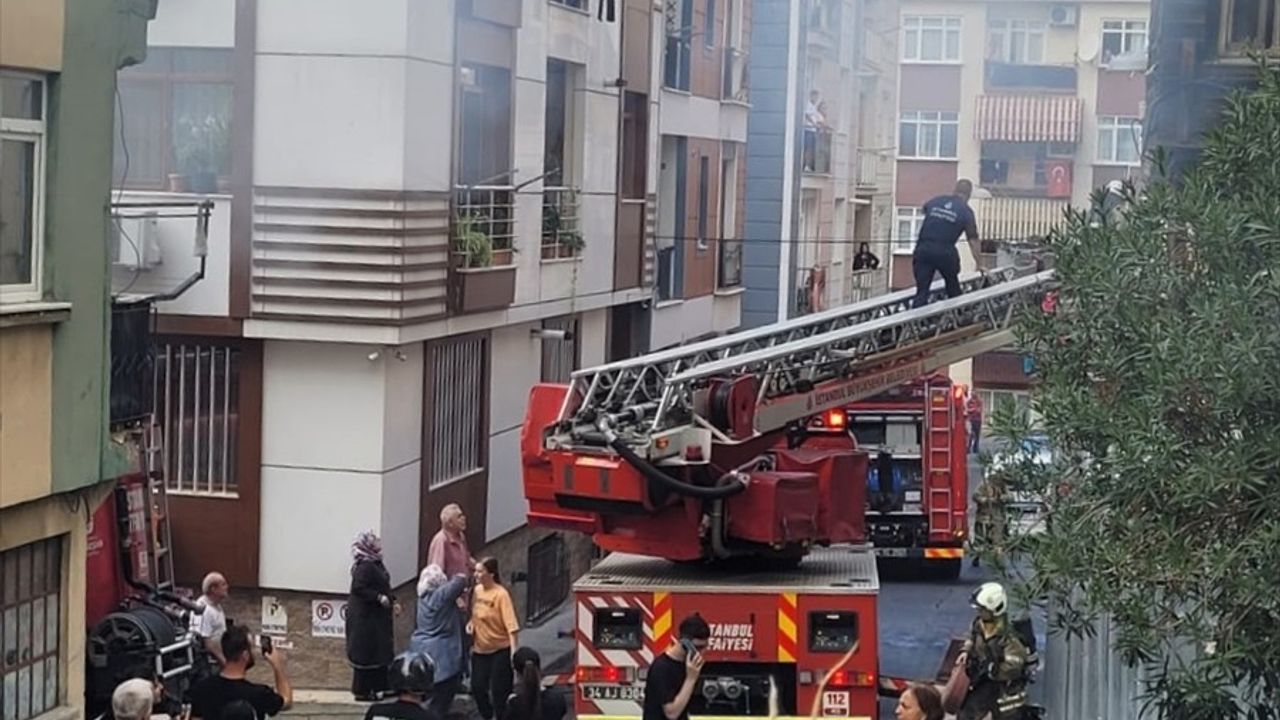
[[938, 558, 963, 581]]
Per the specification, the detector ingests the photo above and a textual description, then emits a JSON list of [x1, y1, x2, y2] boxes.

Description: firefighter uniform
[[960, 616, 1030, 720], [972, 477, 1007, 563]]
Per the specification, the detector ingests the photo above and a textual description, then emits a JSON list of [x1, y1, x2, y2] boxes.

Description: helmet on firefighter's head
[[388, 651, 435, 696], [971, 582, 1007, 617]]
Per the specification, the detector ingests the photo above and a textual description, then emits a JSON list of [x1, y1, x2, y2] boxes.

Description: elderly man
[[111, 678, 161, 720], [427, 504, 473, 579], [191, 572, 230, 666]]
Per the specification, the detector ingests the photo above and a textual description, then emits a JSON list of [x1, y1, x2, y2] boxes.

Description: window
[[697, 154, 710, 250], [717, 143, 742, 289], [987, 19, 1046, 64], [459, 63, 513, 187], [1097, 116, 1143, 165], [1219, 0, 1279, 54], [704, 0, 717, 48], [114, 48, 233, 193], [156, 342, 242, 495], [540, 316, 580, 383], [426, 336, 487, 488], [902, 16, 962, 62], [1101, 20, 1148, 64], [664, 0, 694, 90], [620, 92, 648, 200], [0, 537, 63, 720], [550, 0, 587, 9], [542, 60, 584, 259], [899, 111, 959, 158], [894, 206, 925, 253], [1, 72, 45, 302], [976, 388, 1035, 430]]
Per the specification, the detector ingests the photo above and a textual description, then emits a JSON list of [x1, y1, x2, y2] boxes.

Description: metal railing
[[526, 534, 571, 624], [855, 150, 887, 190], [453, 185, 516, 266], [541, 186, 583, 260], [804, 129, 833, 174], [156, 342, 240, 495]]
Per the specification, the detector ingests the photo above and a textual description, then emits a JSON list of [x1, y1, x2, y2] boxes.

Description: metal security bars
[[525, 534, 570, 624], [156, 343, 241, 495], [0, 537, 62, 720], [427, 336, 487, 488]]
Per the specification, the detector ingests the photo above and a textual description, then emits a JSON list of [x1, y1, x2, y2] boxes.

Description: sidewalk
[[281, 602, 576, 720]]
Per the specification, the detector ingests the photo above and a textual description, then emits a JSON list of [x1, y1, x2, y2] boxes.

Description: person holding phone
[[642, 614, 710, 720], [188, 625, 292, 720]]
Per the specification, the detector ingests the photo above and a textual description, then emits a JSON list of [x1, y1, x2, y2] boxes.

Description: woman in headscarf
[[346, 531, 397, 701], [410, 564, 471, 718]]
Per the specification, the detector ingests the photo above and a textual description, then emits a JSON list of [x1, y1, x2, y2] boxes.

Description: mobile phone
[[680, 638, 699, 660], [260, 635, 273, 655]]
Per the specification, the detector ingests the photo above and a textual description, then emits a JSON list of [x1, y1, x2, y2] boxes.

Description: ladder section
[[588, 270, 1053, 439], [118, 421, 177, 592], [565, 269, 1019, 422], [925, 384, 954, 535]]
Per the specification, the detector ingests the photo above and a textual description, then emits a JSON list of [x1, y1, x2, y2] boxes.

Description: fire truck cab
[[571, 549, 879, 720]]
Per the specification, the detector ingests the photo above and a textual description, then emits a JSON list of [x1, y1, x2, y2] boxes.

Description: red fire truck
[[840, 375, 970, 578], [522, 268, 1053, 719]]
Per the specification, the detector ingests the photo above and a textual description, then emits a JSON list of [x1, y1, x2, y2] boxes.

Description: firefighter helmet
[[971, 582, 1007, 616], [388, 651, 435, 695]]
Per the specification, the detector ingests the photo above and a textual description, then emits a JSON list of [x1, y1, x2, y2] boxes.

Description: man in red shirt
[[966, 393, 984, 454], [427, 503, 475, 683]]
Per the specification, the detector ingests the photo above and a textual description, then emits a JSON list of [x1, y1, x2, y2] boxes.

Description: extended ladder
[[925, 383, 954, 535], [561, 268, 1055, 443]]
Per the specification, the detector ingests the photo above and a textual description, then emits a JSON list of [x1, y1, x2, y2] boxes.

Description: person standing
[[347, 531, 398, 701], [957, 582, 1029, 720], [642, 614, 709, 720], [411, 565, 470, 719], [894, 683, 945, 720], [911, 179, 981, 308], [502, 647, 568, 720], [190, 572, 230, 667], [965, 392, 984, 453], [110, 679, 156, 720], [429, 504, 475, 680], [363, 652, 438, 720], [468, 558, 520, 720], [852, 242, 880, 271], [188, 625, 292, 720]]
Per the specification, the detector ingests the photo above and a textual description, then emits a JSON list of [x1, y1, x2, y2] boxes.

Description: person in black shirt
[[852, 243, 880, 271], [502, 647, 567, 720], [189, 626, 292, 720], [911, 179, 981, 308], [642, 614, 709, 720], [364, 652, 438, 720]]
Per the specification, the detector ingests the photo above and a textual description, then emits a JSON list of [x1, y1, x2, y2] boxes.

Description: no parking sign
[[311, 599, 348, 637]]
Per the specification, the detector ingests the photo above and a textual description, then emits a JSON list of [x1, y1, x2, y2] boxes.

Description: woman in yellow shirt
[[468, 557, 520, 720]]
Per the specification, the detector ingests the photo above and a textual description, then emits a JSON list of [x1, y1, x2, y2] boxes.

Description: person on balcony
[[852, 242, 880, 270], [804, 90, 824, 172], [911, 179, 981, 308]]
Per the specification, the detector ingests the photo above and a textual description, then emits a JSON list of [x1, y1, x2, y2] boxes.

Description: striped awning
[[975, 95, 1083, 143]]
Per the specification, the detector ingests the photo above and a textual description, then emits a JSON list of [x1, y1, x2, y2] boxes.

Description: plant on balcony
[[174, 114, 229, 194], [454, 213, 495, 269], [541, 194, 584, 258]]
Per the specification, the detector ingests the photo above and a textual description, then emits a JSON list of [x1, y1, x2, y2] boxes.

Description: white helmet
[[971, 582, 1007, 615]]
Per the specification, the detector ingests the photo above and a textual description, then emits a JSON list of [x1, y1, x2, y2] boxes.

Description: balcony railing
[[985, 62, 1077, 92], [453, 185, 516, 268], [804, 129, 833, 175], [722, 47, 749, 102], [855, 149, 887, 191], [541, 186, 583, 260], [793, 263, 890, 315], [717, 238, 743, 289]]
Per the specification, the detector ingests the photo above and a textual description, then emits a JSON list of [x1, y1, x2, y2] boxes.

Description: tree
[[984, 63, 1280, 718]]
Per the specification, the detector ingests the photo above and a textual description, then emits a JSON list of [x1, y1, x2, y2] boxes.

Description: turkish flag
[[1045, 160, 1072, 198]]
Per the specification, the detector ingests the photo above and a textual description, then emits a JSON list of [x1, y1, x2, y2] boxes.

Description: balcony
[[984, 62, 1077, 92], [541, 186, 584, 260], [855, 149, 889, 193], [722, 46, 749, 103], [450, 185, 516, 313], [976, 196, 1070, 241], [793, 263, 889, 315], [110, 196, 228, 316], [804, 129, 833, 175]]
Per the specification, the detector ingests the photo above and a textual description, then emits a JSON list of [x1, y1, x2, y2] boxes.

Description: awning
[[975, 95, 1083, 143]]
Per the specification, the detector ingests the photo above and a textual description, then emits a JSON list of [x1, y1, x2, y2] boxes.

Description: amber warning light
[[825, 409, 846, 429]]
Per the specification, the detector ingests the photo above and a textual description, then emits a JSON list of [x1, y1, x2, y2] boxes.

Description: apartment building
[[891, 0, 1149, 409], [1, 0, 156, 718], [108, 0, 752, 686], [741, 0, 899, 327]]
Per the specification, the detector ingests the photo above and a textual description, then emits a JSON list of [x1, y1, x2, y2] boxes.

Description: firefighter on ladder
[[956, 583, 1030, 720]]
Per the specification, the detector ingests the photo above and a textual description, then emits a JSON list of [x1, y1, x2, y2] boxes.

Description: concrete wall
[[0, 324, 53, 509], [0, 0, 64, 70]]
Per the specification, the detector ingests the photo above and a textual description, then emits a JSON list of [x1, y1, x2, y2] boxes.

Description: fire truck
[[521, 266, 1054, 719], [839, 375, 971, 578]]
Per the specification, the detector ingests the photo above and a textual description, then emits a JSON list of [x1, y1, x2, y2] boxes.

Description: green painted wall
[[46, 0, 155, 494]]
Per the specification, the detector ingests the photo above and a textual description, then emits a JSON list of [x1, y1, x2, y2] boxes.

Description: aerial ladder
[[522, 266, 1055, 563]]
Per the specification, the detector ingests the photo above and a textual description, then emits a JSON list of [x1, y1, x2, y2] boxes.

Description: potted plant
[[541, 195, 584, 259], [175, 114, 229, 194], [449, 213, 517, 313], [454, 213, 494, 268]]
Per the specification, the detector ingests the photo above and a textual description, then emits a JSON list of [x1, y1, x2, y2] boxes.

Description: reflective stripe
[[777, 593, 798, 662], [923, 547, 964, 559]]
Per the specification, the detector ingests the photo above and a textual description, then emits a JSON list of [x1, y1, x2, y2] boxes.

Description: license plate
[[874, 547, 909, 557], [581, 684, 644, 702], [905, 490, 921, 502]]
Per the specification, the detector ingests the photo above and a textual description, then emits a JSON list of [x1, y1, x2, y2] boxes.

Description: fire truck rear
[[839, 375, 970, 576], [571, 550, 879, 720]]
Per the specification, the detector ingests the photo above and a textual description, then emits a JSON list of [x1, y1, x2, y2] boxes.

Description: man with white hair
[[111, 678, 155, 720], [427, 504, 473, 579], [191, 571, 230, 666]]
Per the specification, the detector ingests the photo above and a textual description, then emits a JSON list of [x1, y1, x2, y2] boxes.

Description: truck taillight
[[826, 669, 875, 688], [825, 409, 846, 429], [577, 666, 635, 684], [685, 445, 704, 461]]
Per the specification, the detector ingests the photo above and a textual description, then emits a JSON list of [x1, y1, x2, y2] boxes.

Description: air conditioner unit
[[112, 212, 162, 269], [1048, 4, 1078, 26]]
